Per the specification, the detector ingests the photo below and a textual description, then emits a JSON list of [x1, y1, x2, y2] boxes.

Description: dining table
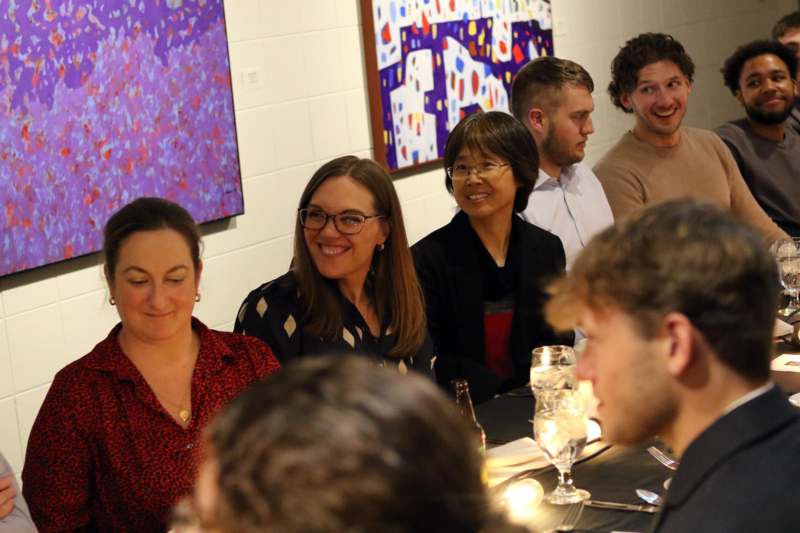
[[476, 390, 667, 533], [476, 332, 800, 533]]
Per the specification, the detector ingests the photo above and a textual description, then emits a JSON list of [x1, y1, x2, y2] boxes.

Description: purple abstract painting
[[0, 0, 243, 277]]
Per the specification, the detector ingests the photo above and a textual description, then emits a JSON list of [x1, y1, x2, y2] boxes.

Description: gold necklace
[[121, 337, 198, 425], [149, 384, 192, 423]]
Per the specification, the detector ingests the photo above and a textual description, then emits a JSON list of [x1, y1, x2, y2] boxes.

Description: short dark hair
[[444, 111, 537, 212], [511, 56, 595, 120], [608, 33, 695, 112], [772, 11, 800, 39], [103, 197, 201, 281], [721, 39, 798, 94], [206, 356, 510, 533], [547, 199, 778, 381]]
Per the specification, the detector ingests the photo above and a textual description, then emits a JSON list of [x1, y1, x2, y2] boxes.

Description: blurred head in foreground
[[191, 356, 519, 533], [546, 199, 778, 455]]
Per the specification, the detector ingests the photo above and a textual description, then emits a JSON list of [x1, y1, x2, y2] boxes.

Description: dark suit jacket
[[650, 385, 800, 532], [412, 211, 570, 404]]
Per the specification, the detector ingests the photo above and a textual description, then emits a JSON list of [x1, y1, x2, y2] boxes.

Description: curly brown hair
[[608, 33, 695, 113]]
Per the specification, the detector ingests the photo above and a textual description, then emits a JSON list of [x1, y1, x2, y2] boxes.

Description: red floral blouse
[[22, 318, 280, 533]]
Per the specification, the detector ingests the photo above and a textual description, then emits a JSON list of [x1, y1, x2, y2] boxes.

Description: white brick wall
[[0, 0, 795, 477]]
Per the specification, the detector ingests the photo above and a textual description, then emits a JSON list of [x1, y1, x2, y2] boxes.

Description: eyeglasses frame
[[446, 161, 510, 182], [298, 208, 387, 235]]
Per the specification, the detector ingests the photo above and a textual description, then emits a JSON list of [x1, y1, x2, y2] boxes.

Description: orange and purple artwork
[[364, 0, 553, 172], [0, 0, 242, 277]]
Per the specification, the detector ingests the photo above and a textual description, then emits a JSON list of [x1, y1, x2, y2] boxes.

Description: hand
[[0, 475, 16, 519]]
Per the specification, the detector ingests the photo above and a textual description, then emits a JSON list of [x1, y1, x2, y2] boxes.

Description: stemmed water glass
[[530, 345, 577, 397], [533, 389, 591, 504], [770, 238, 800, 316]]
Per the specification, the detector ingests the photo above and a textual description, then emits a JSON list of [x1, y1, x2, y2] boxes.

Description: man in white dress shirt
[[511, 56, 613, 269]]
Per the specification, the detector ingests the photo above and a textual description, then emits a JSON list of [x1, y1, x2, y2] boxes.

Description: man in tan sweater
[[593, 33, 788, 243]]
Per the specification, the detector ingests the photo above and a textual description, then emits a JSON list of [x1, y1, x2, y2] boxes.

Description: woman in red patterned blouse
[[21, 198, 280, 533]]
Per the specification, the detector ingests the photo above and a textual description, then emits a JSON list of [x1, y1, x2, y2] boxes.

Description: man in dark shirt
[[546, 199, 800, 533], [715, 40, 800, 236]]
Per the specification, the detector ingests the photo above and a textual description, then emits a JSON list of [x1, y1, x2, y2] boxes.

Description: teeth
[[654, 109, 675, 117], [468, 193, 489, 200], [320, 245, 347, 256]]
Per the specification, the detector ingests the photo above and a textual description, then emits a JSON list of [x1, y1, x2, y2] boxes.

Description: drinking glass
[[771, 239, 800, 316], [530, 345, 577, 397], [533, 389, 590, 504]]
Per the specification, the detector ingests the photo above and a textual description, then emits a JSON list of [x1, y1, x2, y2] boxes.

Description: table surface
[[475, 334, 800, 532], [476, 392, 667, 533]]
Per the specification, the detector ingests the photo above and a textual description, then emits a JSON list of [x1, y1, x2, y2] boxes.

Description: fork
[[549, 502, 584, 532], [647, 446, 679, 471]]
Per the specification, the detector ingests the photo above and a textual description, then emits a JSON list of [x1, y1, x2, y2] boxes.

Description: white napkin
[[486, 437, 550, 487], [486, 421, 604, 487], [774, 318, 793, 338], [771, 353, 800, 372]]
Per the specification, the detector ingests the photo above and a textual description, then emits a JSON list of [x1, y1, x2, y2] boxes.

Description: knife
[[584, 499, 658, 513]]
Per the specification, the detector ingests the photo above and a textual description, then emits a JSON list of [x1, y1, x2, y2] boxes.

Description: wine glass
[[533, 389, 590, 505], [530, 345, 577, 397], [771, 238, 800, 316]]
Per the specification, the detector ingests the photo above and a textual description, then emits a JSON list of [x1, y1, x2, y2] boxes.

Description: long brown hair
[[292, 156, 426, 358]]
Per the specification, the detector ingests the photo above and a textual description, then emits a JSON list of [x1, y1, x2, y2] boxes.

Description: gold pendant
[[179, 409, 191, 423]]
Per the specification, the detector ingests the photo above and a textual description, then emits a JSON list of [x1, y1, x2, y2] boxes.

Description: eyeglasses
[[446, 161, 510, 181], [298, 208, 385, 235]]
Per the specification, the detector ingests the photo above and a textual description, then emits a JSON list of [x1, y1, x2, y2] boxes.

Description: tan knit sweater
[[593, 127, 788, 243]]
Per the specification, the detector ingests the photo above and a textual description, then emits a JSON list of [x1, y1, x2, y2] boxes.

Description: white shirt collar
[[723, 382, 774, 415], [534, 164, 578, 190]]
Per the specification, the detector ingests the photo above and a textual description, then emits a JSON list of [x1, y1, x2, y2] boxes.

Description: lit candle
[[502, 478, 544, 524]]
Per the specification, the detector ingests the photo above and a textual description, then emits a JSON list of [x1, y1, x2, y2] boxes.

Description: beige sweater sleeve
[[716, 137, 789, 243], [593, 157, 645, 222]]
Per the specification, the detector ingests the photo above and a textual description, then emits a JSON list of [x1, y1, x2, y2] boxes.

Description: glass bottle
[[452, 378, 487, 454]]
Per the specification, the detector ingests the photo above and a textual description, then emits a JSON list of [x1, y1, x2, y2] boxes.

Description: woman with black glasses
[[235, 155, 433, 375], [413, 111, 571, 403]]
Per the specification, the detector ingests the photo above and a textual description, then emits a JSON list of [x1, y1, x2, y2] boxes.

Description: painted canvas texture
[[368, 0, 553, 171], [0, 0, 243, 277]]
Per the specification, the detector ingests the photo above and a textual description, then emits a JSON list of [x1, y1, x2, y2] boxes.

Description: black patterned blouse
[[234, 271, 435, 377]]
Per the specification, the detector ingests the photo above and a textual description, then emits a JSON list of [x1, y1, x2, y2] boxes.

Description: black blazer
[[412, 211, 570, 403], [650, 385, 800, 532]]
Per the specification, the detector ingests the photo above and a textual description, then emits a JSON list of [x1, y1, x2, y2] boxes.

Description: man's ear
[[735, 89, 744, 107], [660, 312, 694, 378], [619, 92, 633, 111], [526, 107, 547, 134]]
